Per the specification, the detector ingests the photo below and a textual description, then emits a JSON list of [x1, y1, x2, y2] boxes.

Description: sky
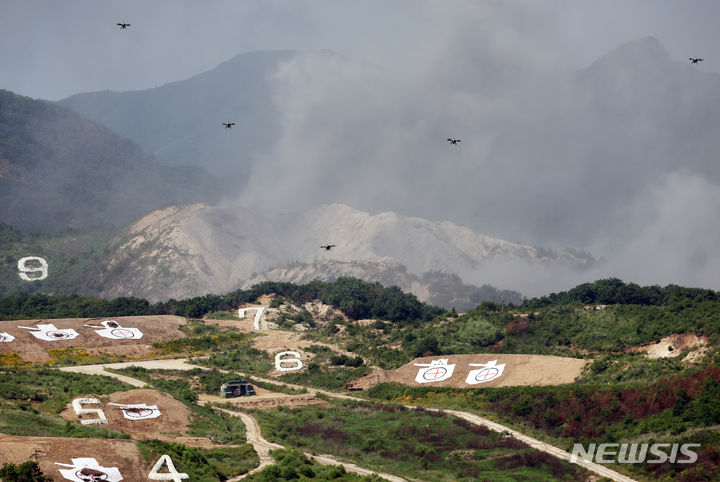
[[1, 1, 719, 101], [2, 0, 720, 295]]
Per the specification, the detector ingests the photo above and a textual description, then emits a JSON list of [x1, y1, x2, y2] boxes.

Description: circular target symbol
[[75, 469, 108, 481], [422, 366, 448, 381], [124, 408, 155, 419], [474, 367, 499, 382], [110, 328, 136, 339], [48, 330, 71, 339]]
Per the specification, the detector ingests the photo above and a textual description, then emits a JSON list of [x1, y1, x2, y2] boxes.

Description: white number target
[[55, 458, 122, 482], [109, 402, 161, 420], [71, 398, 108, 425], [84, 320, 143, 340], [148, 455, 189, 481], [18, 323, 79, 341], [275, 351, 303, 371], [238, 307, 265, 329], [17, 256, 48, 281], [414, 359, 455, 383], [465, 360, 506, 385]]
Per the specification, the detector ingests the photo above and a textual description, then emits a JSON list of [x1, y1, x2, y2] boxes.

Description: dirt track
[[221, 409, 406, 482], [58, 358, 636, 482]]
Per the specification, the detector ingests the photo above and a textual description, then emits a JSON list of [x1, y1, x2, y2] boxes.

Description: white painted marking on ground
[[238, 307, 265, 329]]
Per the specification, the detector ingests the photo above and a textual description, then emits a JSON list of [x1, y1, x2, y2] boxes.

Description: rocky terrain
[[98, 202, 594, 305]]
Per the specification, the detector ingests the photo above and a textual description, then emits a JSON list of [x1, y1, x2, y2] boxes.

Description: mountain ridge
[[97, 202, 593, 305], [59, 50, 301, 176], [0, 89, 222, 232]]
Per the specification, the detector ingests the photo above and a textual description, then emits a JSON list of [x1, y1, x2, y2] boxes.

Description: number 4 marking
[[148, 455, 189, 481]]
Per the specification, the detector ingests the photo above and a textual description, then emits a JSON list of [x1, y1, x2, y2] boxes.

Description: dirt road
[[57, 359, 636, 482], [219, 409, 405, 482]]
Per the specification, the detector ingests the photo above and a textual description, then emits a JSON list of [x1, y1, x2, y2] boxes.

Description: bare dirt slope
[[352, 354, 589, 389], [626, 333, 709, 360], [199, 388, 329, 411], [0, 435, 148, 480], [58, 388, 217, 447], [0, 315, 186, 362]]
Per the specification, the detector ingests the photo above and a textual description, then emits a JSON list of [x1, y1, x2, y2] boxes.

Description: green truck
[[219, 380, 256, 398]]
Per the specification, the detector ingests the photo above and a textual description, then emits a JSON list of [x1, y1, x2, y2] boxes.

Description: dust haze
[[3, 1, 720, 296]]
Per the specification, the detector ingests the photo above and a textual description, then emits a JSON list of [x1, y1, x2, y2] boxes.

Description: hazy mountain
[[241, 260, 524, 310], [58, 50, 300, 177], [98, 203, 593, 304], [0, 89, 222, 232]]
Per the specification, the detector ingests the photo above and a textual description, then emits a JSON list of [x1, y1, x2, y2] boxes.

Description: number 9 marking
[[17, 256, 48, 281]]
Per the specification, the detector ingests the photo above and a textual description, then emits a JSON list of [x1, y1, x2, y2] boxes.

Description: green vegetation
[[244, 449, 379, 481], [0, 461, 52, 482], [524, 277, 718, 309], [0, 223, 114, 298], [0, 292, 152, 320], [364, 367, 720, 481], [199, 345, 274, 375], [151, 321, 252, 356], [0, 277, 444, 323], [251, 402, 588, 481], [0, 368, 132, 412], [204, 310, 240, 320], [138, 439, 258, 481], [276, 345, 371, 390], [0, 368, 132, 439], [0, 89, 221, 234], [194, 369, 308, 396], [109, 366, 249, 444]]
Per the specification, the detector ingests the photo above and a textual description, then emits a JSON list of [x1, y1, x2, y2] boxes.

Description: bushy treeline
[[0, 461, 51, 481], [523, 278, 719, 309], [0, 277, 443, 323]]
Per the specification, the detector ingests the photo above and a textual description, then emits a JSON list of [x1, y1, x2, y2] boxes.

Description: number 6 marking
[[275, 351, 303, 371], [18, 256, 48, 281]]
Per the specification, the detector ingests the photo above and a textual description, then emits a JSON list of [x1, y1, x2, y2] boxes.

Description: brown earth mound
[[626, 333, 709, 359], [199, 390, 329, 411], [60, 389, 197, 444], [0, 435, 148, 480], [0, 315, 187, 362], [351, 354, 589, 389]]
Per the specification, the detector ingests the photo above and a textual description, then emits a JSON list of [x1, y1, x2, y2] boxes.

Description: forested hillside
[[0, 89, 222, 231]]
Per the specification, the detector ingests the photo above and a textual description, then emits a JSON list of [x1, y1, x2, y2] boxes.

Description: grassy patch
[[151, 330, 252, 357], [0, 367, 134, 439], [364, 370, 720, 481], [44, 347, 130, 366], [196, 345, 274, 375], [251, 401, 588, 481], [244, 448, 378, 481], [137, 439, 258, 481], [110, 366, 249, 444], [278, 364, 371, 391], [204, 311, 240, 320]]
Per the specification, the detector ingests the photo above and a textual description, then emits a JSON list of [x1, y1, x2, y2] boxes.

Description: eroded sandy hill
[[0, 315, 186, 362], [0, 435, 148, 481], [352, 354, 589, 389]]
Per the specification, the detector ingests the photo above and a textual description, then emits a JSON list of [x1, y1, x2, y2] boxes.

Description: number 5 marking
[[71, 398, 108, 425], [18, 256, 48, 281]]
